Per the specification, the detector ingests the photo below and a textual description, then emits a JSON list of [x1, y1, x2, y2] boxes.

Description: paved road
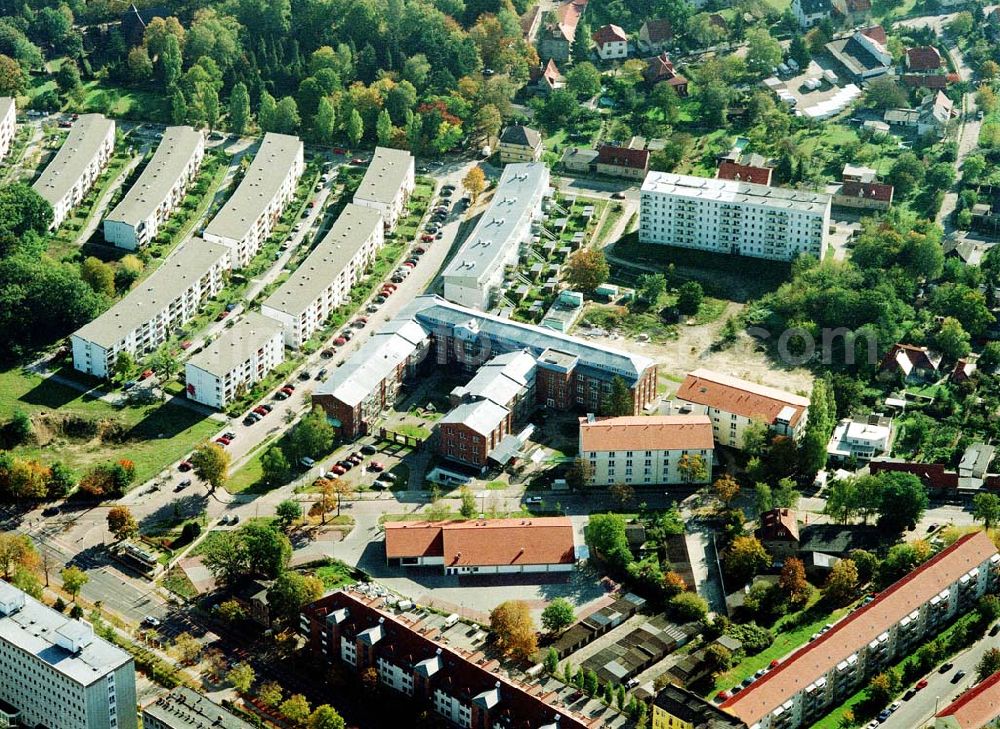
[[879, 632, 997, 729], [938, 42, 980, 231]]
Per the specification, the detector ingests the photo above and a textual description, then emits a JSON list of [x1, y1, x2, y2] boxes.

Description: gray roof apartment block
[[33, 113, 115, 208], [185, 312, 283, 378], [353, 146, 413, 205]]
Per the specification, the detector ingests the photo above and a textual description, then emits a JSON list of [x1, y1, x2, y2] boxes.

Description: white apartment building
[[579, 414, 714, 486], [640, 171, 831, 262], [352, 146, 415, 231], [203, 132, 303, 268], [720, 531, 1000, 729], [0, 97, 16, 162], [442, 162, 550, 310], [0, 580, 138, 729], [34, 114, 116, 229], [674, 368, 810, 449], [261, 203, 384, 348], [184, 312, 284, 409], [71, 238, 231, 378], [103, 126, 205, 249], [827, 416, 892, 462]]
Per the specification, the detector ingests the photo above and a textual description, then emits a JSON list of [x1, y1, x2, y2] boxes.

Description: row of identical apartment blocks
[[102, 125, 206, 249], [719, 532, 1000, 729], [638, 171, 831, 262], [0, 581, 138, 729], [70, 141, 415, 413], [33, 113, 116, 230], [0, 98, 16, 163]]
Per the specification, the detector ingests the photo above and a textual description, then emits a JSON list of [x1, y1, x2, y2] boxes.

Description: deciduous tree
[[106, 506, 138, 541], [191, 442, 230, 492], [565, 249, 609, 293], [60, 565, 88, 601], [779, 557, 809, 604], [489, 600, 538, 660], [541, 598, 575, 633], [823, 558, 859, 605], [974, 493, 1000, 529], [462, 166, 486, 202], [228, 662, 255, 693], [722, 536, 769, 585]]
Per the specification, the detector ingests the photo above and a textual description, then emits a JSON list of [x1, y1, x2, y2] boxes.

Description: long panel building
[[103, 126, 205, 249], [301, 590, 589, 729], [33, 113, 116, 229], [261, 203, 384, 348], [719, 531, 1000, 729], [352, 146, 414, 231], [0, 97, 15, 162], [0, 581, 138, 729], [143, 687, 254, 729], [312, 295, 657, 439], [442, 162, 550, 311], [71, 239, 231, 378], [639, 171, 830, 262], [203, 132, 303, 268], [184, 312, 285, 409]]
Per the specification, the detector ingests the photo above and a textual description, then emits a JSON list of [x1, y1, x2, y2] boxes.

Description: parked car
[[368, 461, 385, 472], [243, 415, 259, 425], [421, 234, 435, 242], [284, 383, 296, 391], [142, 616, 161, 628], [331, 464, 346, 475], [361, 444, 378, 455], [253, 406, 268, 416], [349, 451, 364, 463], [939, 662, 954, 674], [178, 460, 193, 472], [316, 368, 328, 379], [391, 275, 406, 284], [952, 670, 967, 684], [215, 437, 231, 446], [299, 370, 312, 380], [353, 317, 367, 327], [216, 310, 229, 321], [611, 191, 626, 200], [374, 295, 387, 304], [300, 457, 316, 468], [341, 330, 354, 340], [334, 337, 347, 346], [321, 349, 335, 358], [414, 247, 426, 255], [338, 460, 354, 471], [915, 679, 929, 691], [273, 392, 288, 401], [223, 432, 236, 440], [42, 506, 60, 517], [333, 147, 347, 155], [376, 472, 397, 483], [435, 231, 444, 239]]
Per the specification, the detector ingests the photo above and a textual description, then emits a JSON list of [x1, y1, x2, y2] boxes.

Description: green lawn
[[0, 367, 217, 484], [314, 562, 357, 590], [77, 81, 171, 122]]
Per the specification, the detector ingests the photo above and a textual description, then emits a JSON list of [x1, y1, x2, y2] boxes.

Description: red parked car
[[253, 406, 268, 416], [421, 234, 434, 242], [139, 369, 154, 380], [331, 464, 346, 475], [333, 147, 347, 155], [180, 340, 193, 350], [178, 460, 192, 472], [368, 461, 385, 472], [215, 436, 231, 446], [334, 337, 347, 346]]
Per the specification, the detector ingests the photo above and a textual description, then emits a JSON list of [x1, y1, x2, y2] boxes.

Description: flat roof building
[[579, 414, 714, 486], [261, 203, 384, 348], [104, 126, 205, 249], [71, 238, 231, 379], [184, 312, 285, 410], [203, 132, 303, 268], [640, 171, 830, 262], [352, 146, 415, 231], [0, 97, 16, 163], [33, 114, 116, 229], [720, 532, 1000, 729], [442, 163, 550, 311], [143, 687, 254, 729], [675, 368, 810, 449], [0, 580, 137, 729]]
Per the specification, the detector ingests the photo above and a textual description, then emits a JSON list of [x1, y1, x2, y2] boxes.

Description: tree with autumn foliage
[[489, 600, 538, 660], [462, 166, 486, 202], [823, 558, 859, 605], [778, 557, 810, 605], [722, 535, 769, 585], [106, 506, 139, 541], [713, 475, 740, 507]]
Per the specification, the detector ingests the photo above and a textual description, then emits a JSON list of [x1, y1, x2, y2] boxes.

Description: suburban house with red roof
[[831, 0, 871, 25], [906, 45, 943, 72], [755, 508, 801, 559], [638, 19, 673, 52], [719, 531, 1000, 729], [935, 668, 1000, 728], [531, 58, 566, 94], [674, 368, 810, 449], [383, 517, 576, 575], [300, 590, 590, 729], [578, 413, 714, 486], [643, 52, 688, 95], [880, 343, 943, 383], [717, 160, 772, 185], [595, 145, 650, 179], [593, 24, 629, 60], [537, 0, 587, 63]]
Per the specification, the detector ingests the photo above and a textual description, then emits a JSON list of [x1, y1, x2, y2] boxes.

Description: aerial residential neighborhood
[[6, 0, 1000, 727]]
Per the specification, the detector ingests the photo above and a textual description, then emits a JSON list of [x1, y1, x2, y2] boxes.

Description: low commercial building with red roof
[[595, 145, 650, 180], [384, 517, 576, 576], [593, 24, 628, 60], [301, 590, 590, 729], [720, 531, 1000, 729], [906, 45, 943, 71], [674, 368, 810, 450], [717, 161, 772, 186], [935, 668, 1000, 728], [578, 413, 713, 486]]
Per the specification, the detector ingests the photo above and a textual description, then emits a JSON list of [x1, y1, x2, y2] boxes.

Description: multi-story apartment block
[[653, 684, 748, 729], [351, 146, 414, 231], [103, 126, 205, 249], [312, 295, 658, 440], [720, 531, 1000, 729], [640, 171, 831, 262], [301, 590, 589, 728], [71, 239, 231, 378], [184, 312, 285, 410], [935, 667, 1000, 729], [0, 581, 138, 729], [674, 369, 810, 449], [384, 517, 575, 575], [261, 203, 383, 348], [203, 132, 303, 268], [442, 162, 550, 310], [34, 114, 116, 229], [579, 414, 714, 486], [143, 687, 254, 729], [0, 97, 16, 162]]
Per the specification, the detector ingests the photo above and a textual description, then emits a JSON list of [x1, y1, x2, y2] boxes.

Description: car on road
[[300, 457, 315, 468], [321, 349, 335, 358], [334, 336, 347, 346], [178, 460, 192, 471], [215, 436, 231, 446], [142, 616, 161, 628], [611, 191, 626, 199], [940, 662, 954, 673], [42, 506, 60, 517], [952, 669, 967, 683], [299, 370, 311, 380], [361, 444, 378, 455], [331, 464, 346, 475], [915, 679, 928, 690], [253, 406, 268, 416], [368, 461, 385, 472]]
